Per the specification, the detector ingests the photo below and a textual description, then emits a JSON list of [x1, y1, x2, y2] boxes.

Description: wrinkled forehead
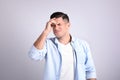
[[55, 17, 68, 24]]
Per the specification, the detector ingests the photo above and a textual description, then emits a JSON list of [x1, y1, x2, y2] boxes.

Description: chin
[[55, 35, 62, 38]]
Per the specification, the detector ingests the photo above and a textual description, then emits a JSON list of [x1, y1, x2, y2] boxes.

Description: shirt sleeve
[[83, 41, 97, 79], [28, 44, 47, 61]]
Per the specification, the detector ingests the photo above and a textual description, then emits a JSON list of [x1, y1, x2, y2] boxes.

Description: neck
[[57, 34, 71, 45]]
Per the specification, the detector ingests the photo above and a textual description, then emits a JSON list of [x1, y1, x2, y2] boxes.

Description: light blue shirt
[[28, 37, 97, 80]]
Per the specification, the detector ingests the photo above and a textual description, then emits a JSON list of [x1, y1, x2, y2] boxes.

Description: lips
[[54, 30, 59, 34], [54, 30, 60, 34]]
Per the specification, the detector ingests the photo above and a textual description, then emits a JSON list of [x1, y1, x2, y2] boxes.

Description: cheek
[[59, 25, 69, 32], [65, 26, 69, 31]]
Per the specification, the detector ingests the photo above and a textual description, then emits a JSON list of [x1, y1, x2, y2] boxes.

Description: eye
[[57, 23, 61, 26], [51, 23, 56, 27]]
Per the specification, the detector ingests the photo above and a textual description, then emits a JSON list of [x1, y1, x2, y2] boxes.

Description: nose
[[53, 25, 59, 30]]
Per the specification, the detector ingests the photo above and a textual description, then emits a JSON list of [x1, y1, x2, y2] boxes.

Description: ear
[[67, 22, 70, 27]]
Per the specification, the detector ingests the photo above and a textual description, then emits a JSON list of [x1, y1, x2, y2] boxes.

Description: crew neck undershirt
[[58, 42, 74, 80]]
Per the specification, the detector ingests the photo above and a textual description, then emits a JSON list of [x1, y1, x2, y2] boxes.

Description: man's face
[[52, 17, 70, 38]]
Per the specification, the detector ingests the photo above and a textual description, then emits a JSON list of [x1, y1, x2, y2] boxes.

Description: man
[[29, 12, 97, 80]]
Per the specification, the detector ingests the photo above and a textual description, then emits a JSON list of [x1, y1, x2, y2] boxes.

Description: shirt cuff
[[86, 71, 97, 79], [28, 45, 46, 61]]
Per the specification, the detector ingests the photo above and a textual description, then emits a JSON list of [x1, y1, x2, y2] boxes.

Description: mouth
[[54, 30, 60, 34]]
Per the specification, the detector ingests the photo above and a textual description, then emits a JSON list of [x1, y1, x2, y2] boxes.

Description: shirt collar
[[54, 34, 76, 45]]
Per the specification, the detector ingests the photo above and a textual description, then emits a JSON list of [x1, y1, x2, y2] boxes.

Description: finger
[[49, 18, 57, 24]]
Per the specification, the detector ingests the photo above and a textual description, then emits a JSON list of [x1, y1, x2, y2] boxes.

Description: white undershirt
[[58, 42, 74, 80]]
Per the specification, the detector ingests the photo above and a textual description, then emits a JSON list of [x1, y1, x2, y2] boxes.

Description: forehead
[[55, 17, 67, 23]]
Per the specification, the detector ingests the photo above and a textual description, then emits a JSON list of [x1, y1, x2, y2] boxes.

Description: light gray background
[[0, 0, 120, 80]]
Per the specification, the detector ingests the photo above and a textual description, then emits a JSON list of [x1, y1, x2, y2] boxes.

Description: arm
[[87, 78, 96, 80], [83, 41, 97, 79], [34, 18, 56, 49], [28, 18, 56, 60]]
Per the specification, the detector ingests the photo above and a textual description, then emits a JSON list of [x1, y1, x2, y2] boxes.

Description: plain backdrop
[[0, 0, 120, 80]]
